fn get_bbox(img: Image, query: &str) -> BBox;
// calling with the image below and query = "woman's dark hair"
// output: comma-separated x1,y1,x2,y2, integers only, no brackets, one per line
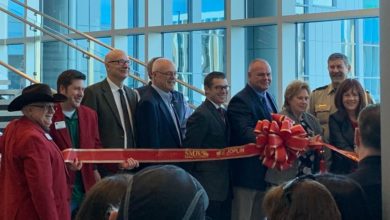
334,78,366,117
315,173,371,220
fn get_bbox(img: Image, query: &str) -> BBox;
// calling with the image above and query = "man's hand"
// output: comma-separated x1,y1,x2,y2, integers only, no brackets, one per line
119,158,139,170
67,158,83,171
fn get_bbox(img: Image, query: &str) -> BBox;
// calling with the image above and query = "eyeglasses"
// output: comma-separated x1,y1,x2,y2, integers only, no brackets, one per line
108,59,131,66
155,71,177,77
29,104,55,111
213,85,230,91
282,174,316,203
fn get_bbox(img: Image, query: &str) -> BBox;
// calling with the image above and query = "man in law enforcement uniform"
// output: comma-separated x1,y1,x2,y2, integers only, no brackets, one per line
309,52,374,142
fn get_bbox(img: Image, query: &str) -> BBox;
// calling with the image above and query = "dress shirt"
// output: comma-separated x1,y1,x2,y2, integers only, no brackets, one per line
106,77,135,148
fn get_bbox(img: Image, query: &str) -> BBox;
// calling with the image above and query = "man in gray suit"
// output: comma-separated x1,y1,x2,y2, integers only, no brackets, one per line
82,49,139,176
183,71,231,220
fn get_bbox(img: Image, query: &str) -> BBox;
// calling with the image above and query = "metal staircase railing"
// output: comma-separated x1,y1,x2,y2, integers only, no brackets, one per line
6,0,205,97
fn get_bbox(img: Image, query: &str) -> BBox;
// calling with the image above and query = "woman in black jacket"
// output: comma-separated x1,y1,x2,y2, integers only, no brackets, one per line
329,79,367,174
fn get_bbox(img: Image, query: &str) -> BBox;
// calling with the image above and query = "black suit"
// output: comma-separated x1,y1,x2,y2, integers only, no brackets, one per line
329,110,358,174
183,100,231,220
136,85,182,148
348,156,381,220
227,84,277,190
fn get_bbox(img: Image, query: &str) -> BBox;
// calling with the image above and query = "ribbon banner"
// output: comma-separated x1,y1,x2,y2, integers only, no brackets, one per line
63,144,261,163
63,114,358,171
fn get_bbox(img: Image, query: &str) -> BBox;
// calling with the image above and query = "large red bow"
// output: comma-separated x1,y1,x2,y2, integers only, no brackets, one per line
254,114,358,171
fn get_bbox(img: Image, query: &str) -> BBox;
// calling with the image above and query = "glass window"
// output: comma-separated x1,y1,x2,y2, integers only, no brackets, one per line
297,18,380,102
164,0,189,25
7,44,25,89
246,0,277,18
7,0,25,38
246,25,278,96
127,35,145,88
163,29,225,105
200,0,225,22
127,0,144,28
68,0,111,32
294,0,379,15
92,37,112,84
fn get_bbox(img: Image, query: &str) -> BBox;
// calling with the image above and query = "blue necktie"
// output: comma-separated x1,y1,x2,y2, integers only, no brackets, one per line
260,96,272,120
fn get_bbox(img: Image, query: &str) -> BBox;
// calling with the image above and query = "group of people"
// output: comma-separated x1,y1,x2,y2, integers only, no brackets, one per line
0,50,382,220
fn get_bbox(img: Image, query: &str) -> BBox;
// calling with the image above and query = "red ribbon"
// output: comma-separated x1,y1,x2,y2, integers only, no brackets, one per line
62,144,261,163
62,114,358,170
254,114,359,171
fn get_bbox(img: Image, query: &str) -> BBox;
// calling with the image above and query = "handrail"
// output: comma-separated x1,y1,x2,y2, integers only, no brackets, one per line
0,60,38,84
2,2,205,96
0,6,105,63
11,0,142,66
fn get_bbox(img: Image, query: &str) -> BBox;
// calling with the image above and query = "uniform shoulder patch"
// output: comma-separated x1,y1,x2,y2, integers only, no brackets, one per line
313,85,328,92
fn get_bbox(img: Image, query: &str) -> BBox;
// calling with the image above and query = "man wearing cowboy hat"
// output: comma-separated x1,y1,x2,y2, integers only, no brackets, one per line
0,83,71,220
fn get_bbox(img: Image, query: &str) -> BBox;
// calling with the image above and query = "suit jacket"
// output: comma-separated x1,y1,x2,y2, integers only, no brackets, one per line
348,156,381,220
0,117,70,220
183,100,231,201
137,83,192,136
329,110,358,174
49,104,101,195
227,84,277,190
82,78,138,148
136,85,182,148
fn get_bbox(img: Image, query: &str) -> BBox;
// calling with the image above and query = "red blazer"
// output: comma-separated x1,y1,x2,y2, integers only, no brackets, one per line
0,117,70,220
50,104,102,194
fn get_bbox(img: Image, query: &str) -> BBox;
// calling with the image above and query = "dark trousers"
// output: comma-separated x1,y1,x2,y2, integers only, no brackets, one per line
206,199,232,220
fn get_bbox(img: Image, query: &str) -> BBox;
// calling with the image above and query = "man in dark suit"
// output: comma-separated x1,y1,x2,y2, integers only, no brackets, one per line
82,49,139,176
136,58,182,149
183,71,231,220
136,57,193,137
227,59,278,220
348,104,381,219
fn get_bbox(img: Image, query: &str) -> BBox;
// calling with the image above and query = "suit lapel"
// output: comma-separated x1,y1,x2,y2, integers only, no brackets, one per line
205,100,225,129
244,85,269,119
152,89,181,145
101,80,122,127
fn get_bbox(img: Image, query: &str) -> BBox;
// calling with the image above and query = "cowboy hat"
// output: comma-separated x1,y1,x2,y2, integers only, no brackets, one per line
8,83,67,112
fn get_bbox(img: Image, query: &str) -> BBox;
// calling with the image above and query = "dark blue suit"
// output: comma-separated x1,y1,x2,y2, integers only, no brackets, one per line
135,85,182,149
137,83,191,137
227,84,277,190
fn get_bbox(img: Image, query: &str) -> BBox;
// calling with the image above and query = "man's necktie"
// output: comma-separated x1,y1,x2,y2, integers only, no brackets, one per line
217,107,226,123
170,97,182,145
260,96,272,120
118,89,134,147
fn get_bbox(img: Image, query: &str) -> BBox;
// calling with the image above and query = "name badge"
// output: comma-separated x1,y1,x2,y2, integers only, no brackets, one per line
55,121,67,130
44,133,53,140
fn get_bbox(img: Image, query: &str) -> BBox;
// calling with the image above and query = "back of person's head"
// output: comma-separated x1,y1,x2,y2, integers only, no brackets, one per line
315,173,371,220
117,165,208,220
358,104,381,150
76,174,132,220
263,175,341,220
